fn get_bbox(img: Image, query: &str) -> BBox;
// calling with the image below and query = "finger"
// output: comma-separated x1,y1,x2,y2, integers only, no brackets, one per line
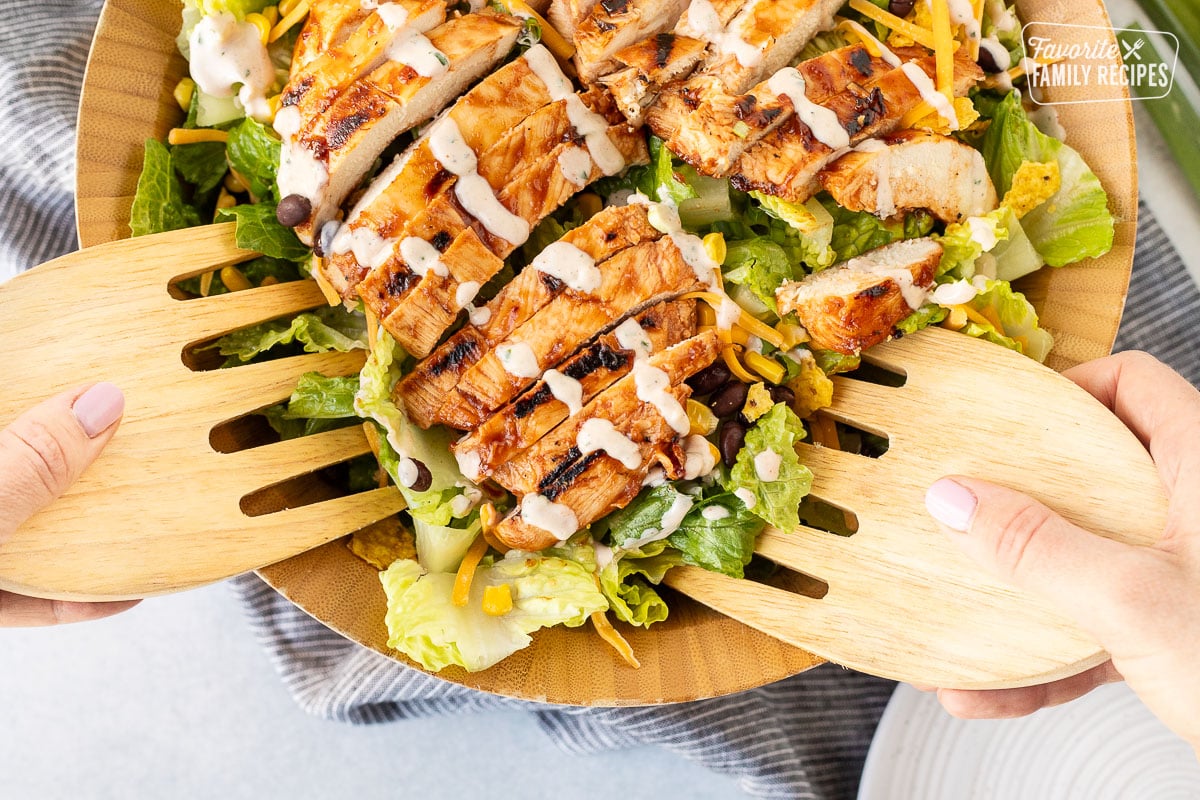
0,382,124,541
936,661,1122,719
1064,352,1200,510
0,591,140,627
925,476,1161,637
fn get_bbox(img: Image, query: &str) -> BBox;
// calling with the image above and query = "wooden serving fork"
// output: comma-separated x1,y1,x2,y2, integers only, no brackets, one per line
665,326,1169,689
0,224,405,601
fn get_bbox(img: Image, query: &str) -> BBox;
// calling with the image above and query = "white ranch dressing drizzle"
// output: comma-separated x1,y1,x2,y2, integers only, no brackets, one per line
702,504,731,521
188,12,275,122
945,0,980,47
428,117,530,245
683,434,716,480
847,251,929,310
614,317,653,360
901,63,959,130
641,465,667,487
521,493,579,541
543,369,584,416
677,0,762,68
985,0,1018,33
592,540,615,571
978,36,1012,71
854,139,896,218
362,1,409,30
577,418,643,470
716,295,742,331
966,216,999,250
929,278,979,306
454,448,483,483
386,32,448,77
454,281,491,326
734,487,757,508
767,68,850,150
496,341,541,378
633,361,690,435
275,108,328,205
557,146,594,187
523,45,626,176
623,490,694,550
400,236,448,277
754,448,782,482
532,241,601,293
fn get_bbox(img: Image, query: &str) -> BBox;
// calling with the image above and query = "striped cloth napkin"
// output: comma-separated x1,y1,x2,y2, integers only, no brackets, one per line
3,3,1198,797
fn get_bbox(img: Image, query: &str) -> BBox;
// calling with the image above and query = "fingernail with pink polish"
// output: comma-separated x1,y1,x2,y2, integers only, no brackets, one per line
73,383,125,438
925,478,977,532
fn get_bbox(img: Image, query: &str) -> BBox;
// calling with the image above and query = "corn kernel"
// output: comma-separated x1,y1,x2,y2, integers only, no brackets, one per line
173,77,195,113
262,5,280,25
775,322,809,349
245,12,271,45
685,399,718,436
697,302,717,327
260,275,280,287
482,583,514,616
199,270,214,297
942,306,968,330
702,232,726,265
576,192,603,220
214,189,237,216
223,170,247,194
744,351,786,384
267,93,282,121
220,265,253,292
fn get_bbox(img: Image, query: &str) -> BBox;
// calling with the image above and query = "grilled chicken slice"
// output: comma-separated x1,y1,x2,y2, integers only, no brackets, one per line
395,204,664,428
819,130,998,223
292,0,373,70
573,0,689,84
278,12,522,246
663,44,904,176
775,237,943,354
491,331,720,551
548,0,598,37
368,122,648,357
434,236,710,430
729,51,984,201
282,0,446,126
598,34,708,125
453,300,697,481
319,49,562,297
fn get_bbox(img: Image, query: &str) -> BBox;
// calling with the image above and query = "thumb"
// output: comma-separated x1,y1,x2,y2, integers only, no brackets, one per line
0,383,125,539
924,476,1147,636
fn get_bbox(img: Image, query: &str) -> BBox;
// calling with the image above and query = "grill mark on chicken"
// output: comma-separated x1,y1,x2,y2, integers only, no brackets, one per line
428,338,481,377
538,448,605,499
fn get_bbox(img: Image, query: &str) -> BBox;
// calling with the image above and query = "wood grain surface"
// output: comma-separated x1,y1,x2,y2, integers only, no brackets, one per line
70,0,1137,704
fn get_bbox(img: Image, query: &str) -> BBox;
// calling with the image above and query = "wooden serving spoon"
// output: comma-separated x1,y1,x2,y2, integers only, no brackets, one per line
0,225,1167,690
665,325,1168,689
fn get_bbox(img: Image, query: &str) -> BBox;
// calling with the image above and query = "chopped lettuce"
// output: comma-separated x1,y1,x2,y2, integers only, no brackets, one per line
130,139,201,236
896,304,949,335
667,493,764,578
171,140,227,197
724,403,813,531
216,203,310,261
211,306,367,363
226,116,281,202
598,539,680,627
826,198,935,264
751,192,837,271
722,238,795,313
414,517,482,573
650,135,699,205
961,279,1054,362
980,92,1114,266
262,372,360,440
380,555,607,672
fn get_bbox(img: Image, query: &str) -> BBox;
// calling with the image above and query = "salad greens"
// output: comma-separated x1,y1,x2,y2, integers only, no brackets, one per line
145,0,1120,674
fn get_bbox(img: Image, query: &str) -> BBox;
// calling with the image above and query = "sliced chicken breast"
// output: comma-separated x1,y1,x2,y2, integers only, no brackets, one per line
573,0,690,84
548,0,599,38
452,300,697,481
292,0,373,70
775,237,943,354
819,129,999,223
597,33,709,125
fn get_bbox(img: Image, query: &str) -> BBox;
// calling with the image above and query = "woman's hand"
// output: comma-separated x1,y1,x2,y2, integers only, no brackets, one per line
0,383,140,625
923,351,1200,754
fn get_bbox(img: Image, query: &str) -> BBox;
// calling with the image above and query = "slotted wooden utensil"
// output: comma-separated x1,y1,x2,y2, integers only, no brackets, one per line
0,223,406,601
665,325,1169,689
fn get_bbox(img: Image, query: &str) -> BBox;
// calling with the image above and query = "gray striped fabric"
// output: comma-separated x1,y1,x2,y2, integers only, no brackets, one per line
4,3,1199,798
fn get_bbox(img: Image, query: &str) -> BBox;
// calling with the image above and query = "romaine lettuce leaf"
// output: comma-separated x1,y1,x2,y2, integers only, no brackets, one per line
936,206,1010,279
598,539,680,627
211,306,367,363
226,116,281,202
130,139,201,236
895,303,949,335
722,238,795,313
381,554,607,672
980,92,1114,266
824,198,935,264
724,403,813,531
961,279,1054,362
171,140,227,196
217,203,310,261
414,517,482,573
667,493,764,578
261,372,360,440
751,192,837,272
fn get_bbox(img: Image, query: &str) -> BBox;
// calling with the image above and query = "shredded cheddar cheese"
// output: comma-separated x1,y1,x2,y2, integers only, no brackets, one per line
847,0,936,49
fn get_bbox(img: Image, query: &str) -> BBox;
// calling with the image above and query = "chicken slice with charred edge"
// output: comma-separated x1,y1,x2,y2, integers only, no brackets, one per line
662,44,912,176
282,0,446,128
277,12,523,247
548,0,599,38
573,0,690,84
434,235,711,430
729,51,984,201
597,34,709,125
395,204,664,429
819,130,998,223
491,331,721,552
292,0,374,70
453,300,697,482
775,237,943,354
319,50,563,297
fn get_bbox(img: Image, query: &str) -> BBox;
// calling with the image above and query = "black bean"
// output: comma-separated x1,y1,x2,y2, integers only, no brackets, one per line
686,361,733,396
769,385,796,406
976,46,1003,74
710,380,749,419
408,460,433,493
275,194,312,227
888,0,916,16
718,419,748,466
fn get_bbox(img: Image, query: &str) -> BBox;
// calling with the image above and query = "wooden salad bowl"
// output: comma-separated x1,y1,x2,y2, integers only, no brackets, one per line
73,0,1136,705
